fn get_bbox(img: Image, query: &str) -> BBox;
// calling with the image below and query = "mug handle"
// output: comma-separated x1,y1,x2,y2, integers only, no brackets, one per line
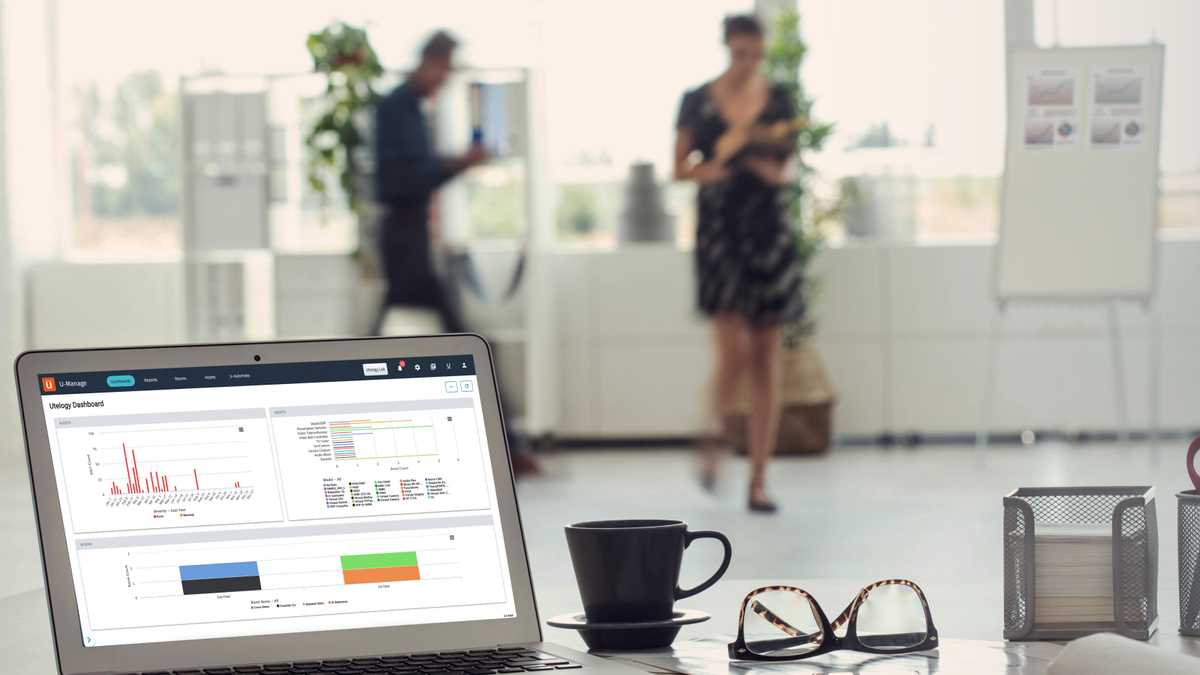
675,530,733,600
1188,434,1200,492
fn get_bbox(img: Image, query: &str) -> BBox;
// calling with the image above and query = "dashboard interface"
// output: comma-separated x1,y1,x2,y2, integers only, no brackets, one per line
35,355,516,647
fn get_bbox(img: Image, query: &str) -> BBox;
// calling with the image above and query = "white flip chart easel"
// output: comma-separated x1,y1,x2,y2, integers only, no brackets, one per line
977,44,1164,453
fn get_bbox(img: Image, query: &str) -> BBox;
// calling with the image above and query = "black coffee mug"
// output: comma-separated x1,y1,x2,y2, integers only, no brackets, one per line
565,519,733,623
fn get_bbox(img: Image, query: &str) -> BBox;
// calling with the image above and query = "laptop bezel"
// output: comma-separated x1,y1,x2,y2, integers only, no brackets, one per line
15,334,542,674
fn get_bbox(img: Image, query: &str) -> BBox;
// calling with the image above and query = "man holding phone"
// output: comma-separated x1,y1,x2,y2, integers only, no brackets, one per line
374,30,487,334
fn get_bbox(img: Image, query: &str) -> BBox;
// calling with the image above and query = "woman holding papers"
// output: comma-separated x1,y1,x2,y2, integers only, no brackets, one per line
674,14,803,513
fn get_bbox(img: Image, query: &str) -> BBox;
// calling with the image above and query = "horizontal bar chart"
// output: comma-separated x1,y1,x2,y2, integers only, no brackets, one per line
173,552,422,594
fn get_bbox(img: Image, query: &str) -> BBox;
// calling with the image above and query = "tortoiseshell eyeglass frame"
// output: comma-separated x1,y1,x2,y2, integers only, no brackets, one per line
727,580,939,661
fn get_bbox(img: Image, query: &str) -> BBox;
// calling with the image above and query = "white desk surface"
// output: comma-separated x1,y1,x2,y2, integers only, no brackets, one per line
4,577,1197,674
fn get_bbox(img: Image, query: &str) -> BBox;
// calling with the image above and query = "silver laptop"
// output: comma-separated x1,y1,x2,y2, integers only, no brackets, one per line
16,335,635,675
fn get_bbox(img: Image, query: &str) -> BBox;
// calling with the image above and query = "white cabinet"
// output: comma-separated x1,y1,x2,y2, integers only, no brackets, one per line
547,238,1200,438
30,262,186,349
274,253,359,338
551,245,711,437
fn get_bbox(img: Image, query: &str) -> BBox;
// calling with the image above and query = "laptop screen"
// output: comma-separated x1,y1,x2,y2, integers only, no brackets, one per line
35,355,517,648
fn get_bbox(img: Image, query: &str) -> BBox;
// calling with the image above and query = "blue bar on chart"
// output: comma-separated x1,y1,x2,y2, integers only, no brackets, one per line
179,561,262,596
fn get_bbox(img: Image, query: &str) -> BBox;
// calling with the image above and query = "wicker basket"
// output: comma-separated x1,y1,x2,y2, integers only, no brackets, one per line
724,344,835,455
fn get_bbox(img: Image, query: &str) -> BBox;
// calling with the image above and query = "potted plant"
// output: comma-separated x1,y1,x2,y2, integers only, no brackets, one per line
725,8,840,455
304,22,387,331
305,21,383,214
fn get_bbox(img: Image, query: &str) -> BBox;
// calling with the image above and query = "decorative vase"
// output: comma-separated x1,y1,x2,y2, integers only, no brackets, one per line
618,162,674,244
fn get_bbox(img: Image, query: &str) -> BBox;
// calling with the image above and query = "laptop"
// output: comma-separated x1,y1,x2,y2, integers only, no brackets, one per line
16,335,638,675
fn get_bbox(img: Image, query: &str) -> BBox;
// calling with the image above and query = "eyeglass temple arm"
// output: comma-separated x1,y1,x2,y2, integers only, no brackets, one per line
749,599,822,643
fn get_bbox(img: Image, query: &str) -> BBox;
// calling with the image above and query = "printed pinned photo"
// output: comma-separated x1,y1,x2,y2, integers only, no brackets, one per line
1088,65,1150,152
1022,67,1080,152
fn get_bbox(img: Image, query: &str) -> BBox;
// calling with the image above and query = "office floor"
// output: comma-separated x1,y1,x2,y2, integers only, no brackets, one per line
0,441,1191,629
515,442,1188,610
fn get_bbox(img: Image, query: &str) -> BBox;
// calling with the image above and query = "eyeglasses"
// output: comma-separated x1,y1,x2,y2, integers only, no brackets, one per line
728,580,938,661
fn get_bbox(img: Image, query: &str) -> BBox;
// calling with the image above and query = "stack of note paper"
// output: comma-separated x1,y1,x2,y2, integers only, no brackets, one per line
1034,522,1114,627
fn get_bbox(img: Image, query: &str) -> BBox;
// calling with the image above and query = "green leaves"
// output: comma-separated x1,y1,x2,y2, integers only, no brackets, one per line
306,23,383,79
304,22,383,212
764,8,834,345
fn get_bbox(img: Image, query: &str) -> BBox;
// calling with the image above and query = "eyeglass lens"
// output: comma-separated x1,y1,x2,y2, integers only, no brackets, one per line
854,583,929,650
742,590,825,657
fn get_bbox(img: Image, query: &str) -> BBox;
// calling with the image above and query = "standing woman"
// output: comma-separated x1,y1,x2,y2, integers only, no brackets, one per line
674,14,803,512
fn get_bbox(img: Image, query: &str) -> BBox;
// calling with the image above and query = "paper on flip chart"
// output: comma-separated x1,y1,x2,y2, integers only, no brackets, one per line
1023,68,1081,152
1088,66,1149,152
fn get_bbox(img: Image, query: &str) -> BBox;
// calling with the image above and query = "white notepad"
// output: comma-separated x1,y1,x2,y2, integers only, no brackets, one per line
1034,522,1114,625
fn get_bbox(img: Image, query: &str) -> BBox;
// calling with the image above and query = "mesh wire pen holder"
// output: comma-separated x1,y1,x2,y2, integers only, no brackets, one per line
1179,490,1200,636
1003,486,1159,641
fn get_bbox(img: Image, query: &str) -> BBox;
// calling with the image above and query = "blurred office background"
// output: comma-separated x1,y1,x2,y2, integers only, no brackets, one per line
4,0,1200,639
1,0,1199,462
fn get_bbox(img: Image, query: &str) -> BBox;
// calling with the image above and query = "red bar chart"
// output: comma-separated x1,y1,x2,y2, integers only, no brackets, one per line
55,411,284,533
106,441,249,496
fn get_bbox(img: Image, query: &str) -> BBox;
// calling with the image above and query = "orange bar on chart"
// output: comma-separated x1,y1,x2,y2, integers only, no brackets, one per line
342,566,421,585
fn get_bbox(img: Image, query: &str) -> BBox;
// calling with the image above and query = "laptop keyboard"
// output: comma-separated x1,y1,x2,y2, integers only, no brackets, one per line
123,646,583,675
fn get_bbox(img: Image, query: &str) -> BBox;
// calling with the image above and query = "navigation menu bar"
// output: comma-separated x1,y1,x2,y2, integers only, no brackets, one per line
38,355,477,396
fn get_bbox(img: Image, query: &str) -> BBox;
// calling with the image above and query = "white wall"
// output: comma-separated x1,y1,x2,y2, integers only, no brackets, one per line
0,0,66,470
550,237,1200,438
0,3,12,471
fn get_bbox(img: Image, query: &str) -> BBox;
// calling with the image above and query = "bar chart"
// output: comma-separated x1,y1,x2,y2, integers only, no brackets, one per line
271,400,491,521
76,525,512,633
327,415,440,462
54,410,284,533
106,442,245,496
340,552,421,585
180,561,262,595
174,552,424,597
